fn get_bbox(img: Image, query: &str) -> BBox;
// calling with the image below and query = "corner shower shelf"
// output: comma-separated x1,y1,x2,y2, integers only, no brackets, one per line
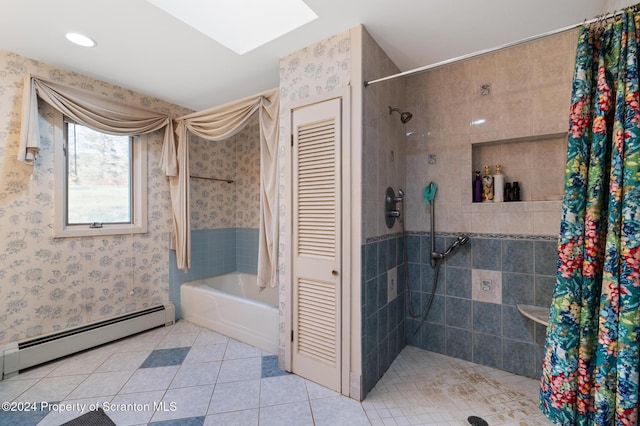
516,304,549,327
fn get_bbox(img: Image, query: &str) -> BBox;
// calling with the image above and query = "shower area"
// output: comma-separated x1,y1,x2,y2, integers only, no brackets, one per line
168,113,278,352
359,25,573,398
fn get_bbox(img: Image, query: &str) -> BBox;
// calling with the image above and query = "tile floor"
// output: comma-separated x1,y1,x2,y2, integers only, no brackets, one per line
0,320,550,425
363,346,552,425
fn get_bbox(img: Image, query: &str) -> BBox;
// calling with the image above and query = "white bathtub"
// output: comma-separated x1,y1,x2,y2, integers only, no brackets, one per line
180,273,279,354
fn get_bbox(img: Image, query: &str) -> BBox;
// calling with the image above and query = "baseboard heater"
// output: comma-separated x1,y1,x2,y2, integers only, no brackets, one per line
1,302,175,380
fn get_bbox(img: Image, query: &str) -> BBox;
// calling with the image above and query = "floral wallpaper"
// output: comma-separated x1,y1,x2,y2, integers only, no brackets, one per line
277,30,352,359
0,49,192,345
189,114,260,231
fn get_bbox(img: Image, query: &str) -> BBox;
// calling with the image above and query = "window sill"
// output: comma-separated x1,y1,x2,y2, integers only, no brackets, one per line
53,223,147,238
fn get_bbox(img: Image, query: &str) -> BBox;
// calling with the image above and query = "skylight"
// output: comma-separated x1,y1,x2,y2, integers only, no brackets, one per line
146,0,317,55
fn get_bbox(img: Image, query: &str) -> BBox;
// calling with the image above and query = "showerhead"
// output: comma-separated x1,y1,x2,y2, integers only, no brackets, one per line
455,235,470,247
442,235,470,257
389,106,413,124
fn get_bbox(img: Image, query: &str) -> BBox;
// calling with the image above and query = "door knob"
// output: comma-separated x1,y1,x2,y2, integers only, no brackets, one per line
332,270,338,276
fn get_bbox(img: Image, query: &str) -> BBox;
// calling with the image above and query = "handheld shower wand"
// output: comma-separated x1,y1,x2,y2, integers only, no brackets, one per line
431,235,470,261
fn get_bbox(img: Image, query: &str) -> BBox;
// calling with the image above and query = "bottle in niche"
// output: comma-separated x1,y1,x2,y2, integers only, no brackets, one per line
504,182,512,202
482,165,494,202
511,182,521,201
473,171,482,202
493,164,504,203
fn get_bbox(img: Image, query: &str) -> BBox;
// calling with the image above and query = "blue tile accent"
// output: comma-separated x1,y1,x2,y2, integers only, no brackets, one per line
423,295,445,325
377,305,389,343
407,235,421,263
535,241,558,276
361,234,407,397
149,416,205,426
503,339,536,377
408,263,421,293
378,337,389,379
364,278,378,319
364,349,379,393
364,311,377,357
535,275,556,307
502,273,535,305
473,333,503,369
446,297,472,330
445,267,471,299
502,305,534,341
473,301,502,336
0,403,52,426
140,347,191,368
446,328,472,362
502,240,534,274
472,238,501,270
388,237,398,269
421,263,445,295
406,289,421,319
420,323,446,354
396,236,405,267
365,243,378,280
377,273,388,309
379,239,390,272
261,355,288,378
236,228,258,274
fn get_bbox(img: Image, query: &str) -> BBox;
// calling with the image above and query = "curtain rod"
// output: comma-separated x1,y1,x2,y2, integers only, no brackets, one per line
364,7,633,87
190,175,234,183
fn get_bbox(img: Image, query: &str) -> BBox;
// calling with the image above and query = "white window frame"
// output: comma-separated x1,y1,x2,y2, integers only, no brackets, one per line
53,113,148,237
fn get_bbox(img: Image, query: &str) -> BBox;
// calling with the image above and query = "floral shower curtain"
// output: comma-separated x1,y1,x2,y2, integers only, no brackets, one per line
540,9,640,426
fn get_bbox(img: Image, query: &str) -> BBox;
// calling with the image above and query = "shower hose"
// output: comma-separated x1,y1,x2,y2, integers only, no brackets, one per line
400,203,443,335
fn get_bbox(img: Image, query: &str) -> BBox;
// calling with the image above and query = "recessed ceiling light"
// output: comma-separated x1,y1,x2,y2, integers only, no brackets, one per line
146,0,317,55
65,32,97,48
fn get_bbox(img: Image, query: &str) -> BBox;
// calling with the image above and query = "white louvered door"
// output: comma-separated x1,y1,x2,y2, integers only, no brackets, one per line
291,97,341,391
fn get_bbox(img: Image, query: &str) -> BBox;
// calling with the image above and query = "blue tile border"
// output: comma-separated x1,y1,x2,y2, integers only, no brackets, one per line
0,403,53,426
261,355,288,378
149,416,205,426
140,347,191,368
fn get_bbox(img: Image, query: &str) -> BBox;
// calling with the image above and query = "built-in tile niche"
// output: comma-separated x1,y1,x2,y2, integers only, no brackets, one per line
471,133,567,203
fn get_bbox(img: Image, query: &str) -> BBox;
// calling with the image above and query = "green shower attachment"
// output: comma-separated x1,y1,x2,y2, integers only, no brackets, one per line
424,181,438,203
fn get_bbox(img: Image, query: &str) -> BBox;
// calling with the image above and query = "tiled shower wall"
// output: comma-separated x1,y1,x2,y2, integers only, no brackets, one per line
405,233,556,379
361,28,407,397
399,26,577,381
361,234,406,396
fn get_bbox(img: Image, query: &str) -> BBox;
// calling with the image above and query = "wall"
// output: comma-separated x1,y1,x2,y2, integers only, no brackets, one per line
169,116,261,315
360,28,407,397
403,29,579,377
278,28,358,394
0,49,192,345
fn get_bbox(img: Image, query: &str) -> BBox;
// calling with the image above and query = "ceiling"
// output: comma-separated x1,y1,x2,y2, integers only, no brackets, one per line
0,0,633,111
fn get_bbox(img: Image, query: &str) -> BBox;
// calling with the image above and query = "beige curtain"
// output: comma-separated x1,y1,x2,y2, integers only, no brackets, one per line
18,75,174,165
164,89,279,289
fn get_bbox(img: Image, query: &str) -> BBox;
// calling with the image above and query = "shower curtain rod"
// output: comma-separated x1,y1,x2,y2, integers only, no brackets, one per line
364,7,632,87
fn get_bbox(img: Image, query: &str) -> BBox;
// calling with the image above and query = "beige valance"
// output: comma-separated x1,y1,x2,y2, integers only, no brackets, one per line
18,74,279,289
18,75,174,165
166,89,280,289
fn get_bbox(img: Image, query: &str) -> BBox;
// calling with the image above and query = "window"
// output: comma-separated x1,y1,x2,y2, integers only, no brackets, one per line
54,115,147,237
